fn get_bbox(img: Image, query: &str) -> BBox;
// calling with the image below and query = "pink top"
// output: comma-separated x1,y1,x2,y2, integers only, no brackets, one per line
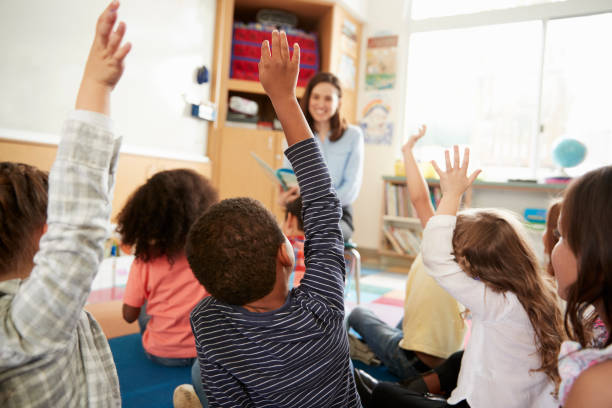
558,318,611,405
123,255,208,358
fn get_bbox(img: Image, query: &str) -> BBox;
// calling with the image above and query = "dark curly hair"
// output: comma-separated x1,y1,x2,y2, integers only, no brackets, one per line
116,169,218,263
285,196,304,231
0,162,49,276
186,197,285,305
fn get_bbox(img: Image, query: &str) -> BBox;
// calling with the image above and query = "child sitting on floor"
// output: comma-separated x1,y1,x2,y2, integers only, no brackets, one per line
118,168,217,366
185,30,361,407
0,2,130,405
283,196,306,287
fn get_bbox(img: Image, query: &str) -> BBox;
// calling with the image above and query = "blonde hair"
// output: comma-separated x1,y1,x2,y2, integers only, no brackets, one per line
453,208,564,389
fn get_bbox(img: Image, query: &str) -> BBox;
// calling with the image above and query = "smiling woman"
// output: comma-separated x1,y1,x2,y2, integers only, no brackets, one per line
280,72,365,241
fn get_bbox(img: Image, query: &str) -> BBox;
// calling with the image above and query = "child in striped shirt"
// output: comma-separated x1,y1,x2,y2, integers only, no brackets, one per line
185,31,361,407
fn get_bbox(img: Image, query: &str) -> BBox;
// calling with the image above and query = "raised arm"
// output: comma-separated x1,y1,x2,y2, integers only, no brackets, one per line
4,1,130,359
402,124,434,228
259,31,345,309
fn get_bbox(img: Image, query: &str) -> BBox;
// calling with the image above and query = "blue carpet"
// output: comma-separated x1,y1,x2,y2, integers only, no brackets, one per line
352,359,400,382
109,334,191,408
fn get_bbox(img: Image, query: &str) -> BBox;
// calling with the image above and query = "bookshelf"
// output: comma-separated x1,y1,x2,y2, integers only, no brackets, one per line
207,0,362,221
380,175,567,259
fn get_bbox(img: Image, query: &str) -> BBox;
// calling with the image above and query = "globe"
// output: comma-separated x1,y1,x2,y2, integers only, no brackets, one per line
552,138,587,169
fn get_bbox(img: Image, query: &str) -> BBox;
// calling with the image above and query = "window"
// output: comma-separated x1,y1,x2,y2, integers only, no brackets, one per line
405,7,612,180
411,0,566,20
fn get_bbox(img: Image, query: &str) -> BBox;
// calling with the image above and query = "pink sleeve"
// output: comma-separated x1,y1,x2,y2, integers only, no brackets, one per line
122,259,146,307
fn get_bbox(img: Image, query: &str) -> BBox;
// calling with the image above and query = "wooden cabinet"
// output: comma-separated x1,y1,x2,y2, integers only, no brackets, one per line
207,0,362,220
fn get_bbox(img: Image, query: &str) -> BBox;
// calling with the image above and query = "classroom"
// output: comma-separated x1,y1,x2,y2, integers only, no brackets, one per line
1,0,611,407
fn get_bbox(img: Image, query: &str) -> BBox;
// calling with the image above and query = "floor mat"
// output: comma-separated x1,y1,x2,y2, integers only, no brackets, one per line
109,334,191,408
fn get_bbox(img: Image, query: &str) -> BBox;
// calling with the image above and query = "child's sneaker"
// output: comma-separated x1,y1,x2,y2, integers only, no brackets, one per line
173,384,203,408
348,333,381,366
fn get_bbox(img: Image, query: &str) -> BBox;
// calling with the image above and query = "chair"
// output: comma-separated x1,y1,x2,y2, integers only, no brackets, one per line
344,240,361,304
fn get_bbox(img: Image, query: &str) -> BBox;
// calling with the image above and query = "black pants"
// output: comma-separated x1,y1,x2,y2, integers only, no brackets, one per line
341,205,354,241
372,382,470,408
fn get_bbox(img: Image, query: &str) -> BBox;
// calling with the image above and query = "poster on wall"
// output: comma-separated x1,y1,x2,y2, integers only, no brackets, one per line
360,96,394,145
365,35,398,90
338,53,356,89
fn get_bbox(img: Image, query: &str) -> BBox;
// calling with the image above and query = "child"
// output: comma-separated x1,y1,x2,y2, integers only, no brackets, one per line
185,31,360,407
543,199,562,277
349,125,466,382
552,165,612,407
282,196,306,287
118,168,217,366
0,2,130,405
419,147,564,407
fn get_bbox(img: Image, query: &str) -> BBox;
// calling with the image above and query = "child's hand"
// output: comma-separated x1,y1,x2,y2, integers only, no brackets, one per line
259,30,300,102
82,1,131,90
432,145,481,200
277,185,300,207
76,1,131,114
402,124,427,155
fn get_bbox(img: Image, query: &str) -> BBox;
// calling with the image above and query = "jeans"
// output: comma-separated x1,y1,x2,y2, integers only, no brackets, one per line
348,306,421,380
138,303,196,367
191,360,209,407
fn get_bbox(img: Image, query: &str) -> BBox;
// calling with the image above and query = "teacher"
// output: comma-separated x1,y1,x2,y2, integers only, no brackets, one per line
280,72,364,241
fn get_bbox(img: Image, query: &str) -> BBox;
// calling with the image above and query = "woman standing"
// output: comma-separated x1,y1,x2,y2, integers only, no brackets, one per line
280,72,364,241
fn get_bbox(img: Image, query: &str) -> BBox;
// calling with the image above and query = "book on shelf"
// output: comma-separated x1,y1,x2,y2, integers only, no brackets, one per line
250,152,297,191
384,182,414,218
383,225,422,255
382,225,404,254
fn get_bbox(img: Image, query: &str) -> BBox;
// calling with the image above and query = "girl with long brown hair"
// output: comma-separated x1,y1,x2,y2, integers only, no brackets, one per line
419,146,564,407
552,165,612,407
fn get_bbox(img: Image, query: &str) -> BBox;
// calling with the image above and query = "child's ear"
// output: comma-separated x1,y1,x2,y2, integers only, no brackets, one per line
277,238,294,267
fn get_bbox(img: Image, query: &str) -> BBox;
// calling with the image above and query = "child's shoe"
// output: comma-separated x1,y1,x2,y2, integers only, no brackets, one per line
173,384,203,408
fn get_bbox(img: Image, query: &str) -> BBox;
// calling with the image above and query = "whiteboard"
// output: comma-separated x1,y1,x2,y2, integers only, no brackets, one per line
0,0,216,157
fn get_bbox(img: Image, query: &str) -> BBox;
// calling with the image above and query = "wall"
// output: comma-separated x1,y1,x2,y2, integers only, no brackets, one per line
0,0,216,158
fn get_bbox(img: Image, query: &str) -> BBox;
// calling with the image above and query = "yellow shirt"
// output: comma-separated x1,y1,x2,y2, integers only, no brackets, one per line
398,253,466,358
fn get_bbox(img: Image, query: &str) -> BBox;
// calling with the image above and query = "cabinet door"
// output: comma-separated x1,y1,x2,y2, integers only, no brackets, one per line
217,127,277,211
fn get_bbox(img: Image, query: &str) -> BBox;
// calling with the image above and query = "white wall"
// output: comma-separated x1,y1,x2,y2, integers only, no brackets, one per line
0,0,216,158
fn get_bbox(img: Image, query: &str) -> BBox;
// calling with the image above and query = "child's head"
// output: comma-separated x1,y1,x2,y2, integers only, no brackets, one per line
116,169,218,263
453,208,563,386
0,163,49,279
283,196,304,236
186,197,293,306
543,199,562,277
553,165,612,346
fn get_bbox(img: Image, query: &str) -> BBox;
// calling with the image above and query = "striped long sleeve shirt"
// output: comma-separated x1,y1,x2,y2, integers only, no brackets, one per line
191,137,361,407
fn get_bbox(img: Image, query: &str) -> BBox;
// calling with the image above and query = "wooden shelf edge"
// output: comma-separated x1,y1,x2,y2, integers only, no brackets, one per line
383,215,421,227
228,78,305,98
378,248,416,260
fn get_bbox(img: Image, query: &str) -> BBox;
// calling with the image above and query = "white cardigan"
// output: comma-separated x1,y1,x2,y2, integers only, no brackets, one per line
422,215,557,408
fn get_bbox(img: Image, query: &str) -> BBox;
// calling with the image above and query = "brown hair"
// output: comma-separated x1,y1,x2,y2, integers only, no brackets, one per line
186,197,285,305
0,162,49,276
300,72,348,142
116,169,218,264
560,165,612,348
285,196,303,231
544,199,562,277
453,209,564,387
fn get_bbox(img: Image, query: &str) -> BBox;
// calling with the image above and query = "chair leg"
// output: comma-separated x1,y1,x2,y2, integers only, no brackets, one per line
347,248,361,305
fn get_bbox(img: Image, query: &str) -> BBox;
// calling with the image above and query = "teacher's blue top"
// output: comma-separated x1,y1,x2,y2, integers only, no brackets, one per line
284,124,364,207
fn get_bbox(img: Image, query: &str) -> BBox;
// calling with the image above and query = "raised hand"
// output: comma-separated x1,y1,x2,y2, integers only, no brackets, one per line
76,1,131,114
431,146,481,215
259,30,300,102
402,124,427,154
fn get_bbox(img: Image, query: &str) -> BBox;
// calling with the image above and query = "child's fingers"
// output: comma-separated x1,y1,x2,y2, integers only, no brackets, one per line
453,145,460,170
461,147,470,169
97,1,119,45
107,21,126,55
260,40,271,63
291,43,300,67
279,31,289,62
431,160,443,177
444,149,451,172
467,169,482,185
271,30,280,59
113,41,132,62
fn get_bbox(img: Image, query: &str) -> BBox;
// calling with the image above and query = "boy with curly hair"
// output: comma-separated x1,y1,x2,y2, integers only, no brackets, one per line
186,31,361,407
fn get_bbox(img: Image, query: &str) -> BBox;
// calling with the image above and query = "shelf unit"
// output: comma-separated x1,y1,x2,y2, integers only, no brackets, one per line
380,175,567,260
207,0,362,221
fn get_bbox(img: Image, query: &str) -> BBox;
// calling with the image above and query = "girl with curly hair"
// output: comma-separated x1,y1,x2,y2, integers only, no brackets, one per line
118,168,218,366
